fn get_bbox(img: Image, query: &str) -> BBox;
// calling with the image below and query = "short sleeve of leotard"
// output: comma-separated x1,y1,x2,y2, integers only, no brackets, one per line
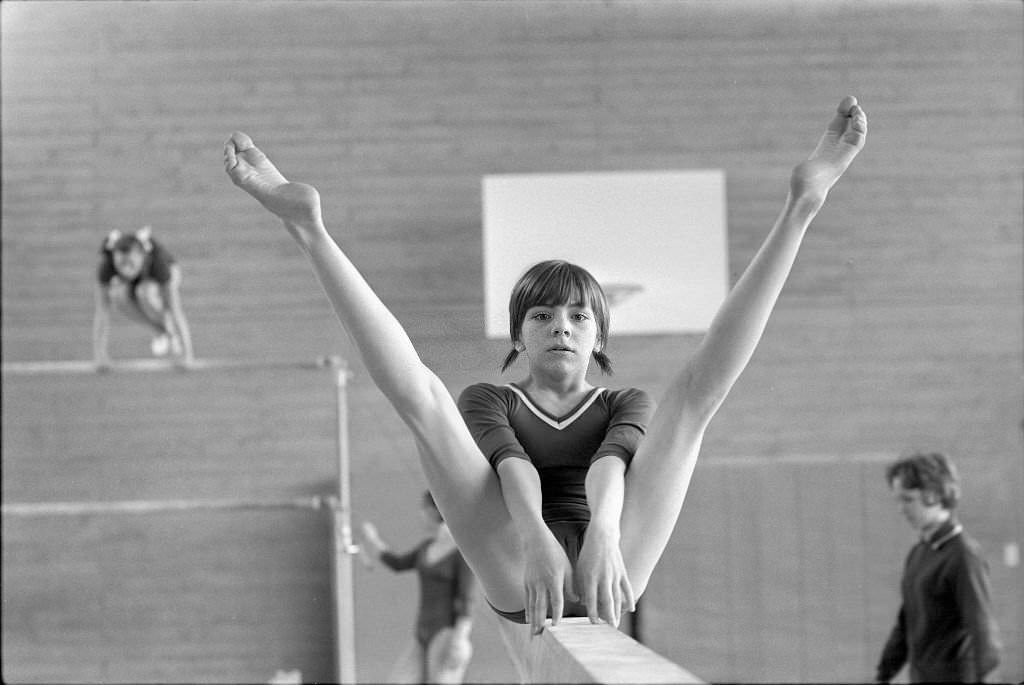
97,238,117,285
457,383,531,471
97,259,116,285
379,543,423,573
145,239,175,284
593,388,655,467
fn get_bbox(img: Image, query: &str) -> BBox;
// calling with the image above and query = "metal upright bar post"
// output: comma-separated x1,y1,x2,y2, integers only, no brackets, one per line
332,362,358,684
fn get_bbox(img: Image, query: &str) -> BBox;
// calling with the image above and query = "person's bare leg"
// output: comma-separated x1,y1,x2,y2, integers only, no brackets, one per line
223,134,323,240
426,627,473,684
386,638,424,684
494,620,532,684
224,133,527,611
109,282,166,334
790,95,867,202
132,282,179,354
619,97,867,597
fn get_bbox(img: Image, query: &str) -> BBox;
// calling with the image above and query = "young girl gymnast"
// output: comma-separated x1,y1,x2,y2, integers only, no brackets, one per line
224,97,866,640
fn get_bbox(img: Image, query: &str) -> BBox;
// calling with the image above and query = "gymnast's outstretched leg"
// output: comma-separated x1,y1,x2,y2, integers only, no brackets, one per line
223,134,531,615
615,96,868,597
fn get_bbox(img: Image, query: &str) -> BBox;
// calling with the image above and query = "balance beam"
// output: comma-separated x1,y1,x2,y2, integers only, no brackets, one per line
508,617,703,684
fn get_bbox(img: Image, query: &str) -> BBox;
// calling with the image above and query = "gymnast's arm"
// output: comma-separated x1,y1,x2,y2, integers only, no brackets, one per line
497,457,576,633
378,547,419,572
161,265,194,363
579,456,631,627
93,282,113,369
360,521,418,572
458,384,576,633
578,390,652,626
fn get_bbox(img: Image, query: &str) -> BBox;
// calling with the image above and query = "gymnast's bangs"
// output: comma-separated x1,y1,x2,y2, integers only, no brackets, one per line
527,265,592,308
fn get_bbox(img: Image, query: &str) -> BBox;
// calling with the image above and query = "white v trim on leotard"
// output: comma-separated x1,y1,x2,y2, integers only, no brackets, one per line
506,384,606,431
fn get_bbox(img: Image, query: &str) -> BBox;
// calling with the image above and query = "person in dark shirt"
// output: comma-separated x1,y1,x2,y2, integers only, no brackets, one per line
224,96,867,639
93,225,194,369
876,452,1002,683
362,491,476,684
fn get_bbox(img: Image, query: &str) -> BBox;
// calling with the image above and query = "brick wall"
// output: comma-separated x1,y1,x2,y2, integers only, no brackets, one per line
3,2,1020,682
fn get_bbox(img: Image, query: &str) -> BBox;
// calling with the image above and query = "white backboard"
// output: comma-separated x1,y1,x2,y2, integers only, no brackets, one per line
482,170,728,339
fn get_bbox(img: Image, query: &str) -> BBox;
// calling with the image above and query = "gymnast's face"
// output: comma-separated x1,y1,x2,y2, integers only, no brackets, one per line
518,302,600,377
112,245,146,279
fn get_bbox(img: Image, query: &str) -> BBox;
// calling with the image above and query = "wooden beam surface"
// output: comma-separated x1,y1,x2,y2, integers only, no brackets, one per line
515,617,704,684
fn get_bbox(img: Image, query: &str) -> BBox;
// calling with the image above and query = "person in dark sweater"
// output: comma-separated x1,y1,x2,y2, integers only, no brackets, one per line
361,491,476,684
876,452,1002,683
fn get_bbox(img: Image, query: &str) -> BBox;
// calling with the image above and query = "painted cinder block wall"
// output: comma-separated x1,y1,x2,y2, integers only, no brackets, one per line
2,2,1021,682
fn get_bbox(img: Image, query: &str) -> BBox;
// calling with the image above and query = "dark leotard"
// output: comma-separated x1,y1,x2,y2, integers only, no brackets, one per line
380,541,476,646
457,382,653,622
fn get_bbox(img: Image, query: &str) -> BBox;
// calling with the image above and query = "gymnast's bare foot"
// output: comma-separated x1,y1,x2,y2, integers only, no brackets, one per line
223,132,324,240
790,96,867,204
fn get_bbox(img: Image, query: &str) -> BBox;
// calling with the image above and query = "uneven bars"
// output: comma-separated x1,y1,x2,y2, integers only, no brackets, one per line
0,356,344,376
332,362,358,683
1,496,338,517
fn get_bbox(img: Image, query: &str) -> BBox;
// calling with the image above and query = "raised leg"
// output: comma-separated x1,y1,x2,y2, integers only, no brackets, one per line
223,133,528,612
133,281,167,324
109,280,166,333
619,97,867,596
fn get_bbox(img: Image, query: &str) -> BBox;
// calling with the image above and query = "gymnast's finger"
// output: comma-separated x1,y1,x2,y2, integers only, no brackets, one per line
598,577,616,626
549,581,564,629
621,574,636,615
530,586,547,635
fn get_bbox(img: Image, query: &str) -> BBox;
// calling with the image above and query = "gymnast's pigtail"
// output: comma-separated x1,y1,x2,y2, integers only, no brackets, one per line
500,345,522,373
135,225,154,252
593,349,613,375
103,229,123,252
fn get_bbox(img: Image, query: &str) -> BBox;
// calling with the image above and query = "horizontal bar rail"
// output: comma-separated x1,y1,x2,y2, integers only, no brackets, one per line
2,353,358,681
1,356,345,376
1,496,339,517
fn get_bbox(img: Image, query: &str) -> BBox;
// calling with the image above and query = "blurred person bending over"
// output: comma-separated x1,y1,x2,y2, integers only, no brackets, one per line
93,225,194,369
